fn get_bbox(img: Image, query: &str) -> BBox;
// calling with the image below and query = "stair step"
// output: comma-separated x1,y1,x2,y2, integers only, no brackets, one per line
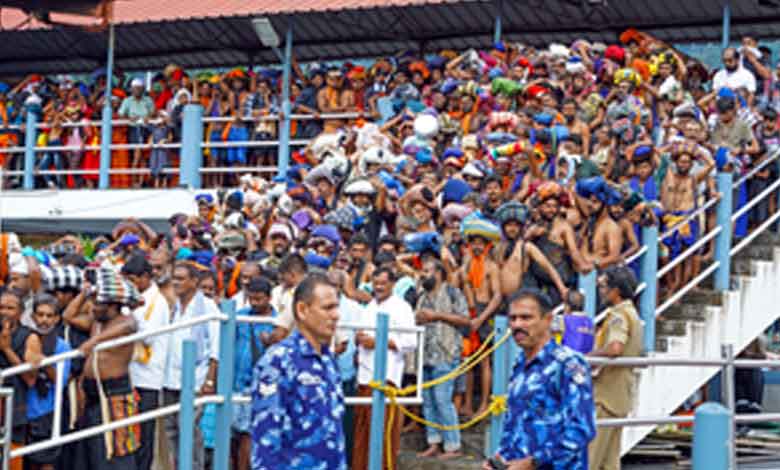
655,337,669,353
656,319,689,336
661,304,708,321
397,451,484,470
731,258,757,276
680,289,723,307
752,231,780,246
734,244,775,262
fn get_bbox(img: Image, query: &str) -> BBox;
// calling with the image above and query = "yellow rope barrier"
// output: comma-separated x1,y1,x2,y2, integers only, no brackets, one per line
367,329,513,470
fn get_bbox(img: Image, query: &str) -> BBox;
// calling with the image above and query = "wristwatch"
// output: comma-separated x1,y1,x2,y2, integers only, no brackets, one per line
204,379,215,387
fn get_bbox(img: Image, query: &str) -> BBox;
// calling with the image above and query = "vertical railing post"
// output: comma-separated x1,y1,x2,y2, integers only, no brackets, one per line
277,22,293,178
488,315,509,457
721,344,736,469
714,172,734,291
214,300,236,470
493,0,503,44
180,104,204,189
51,362,65,439
692,402,730,470
578,270,597,318
3,390,14,470
721,2,731,50
368,313,389,470
178,340,196,470
99,23,115,190
639,226,659,353
23,111,36,190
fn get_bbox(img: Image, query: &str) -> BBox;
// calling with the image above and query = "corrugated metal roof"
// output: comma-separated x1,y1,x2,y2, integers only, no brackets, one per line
1,0,454,28
1,0,780,76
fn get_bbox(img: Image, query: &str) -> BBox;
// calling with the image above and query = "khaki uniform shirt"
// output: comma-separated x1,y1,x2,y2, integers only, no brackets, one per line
593,300,642,416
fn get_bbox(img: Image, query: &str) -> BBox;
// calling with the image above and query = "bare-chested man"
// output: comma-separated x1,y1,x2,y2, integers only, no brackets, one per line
525,182,593,306
496,201,569,303
78,268,140,470
460,233,502,417
575,177,625,271
660,142,715,291
317,68,349,133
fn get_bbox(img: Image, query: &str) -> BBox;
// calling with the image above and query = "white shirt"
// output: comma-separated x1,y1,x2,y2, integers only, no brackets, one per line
270,284,296,331
163,290,221,391
231,290,250,312
129,283,170,390
357,295,417,387
713,67,757,94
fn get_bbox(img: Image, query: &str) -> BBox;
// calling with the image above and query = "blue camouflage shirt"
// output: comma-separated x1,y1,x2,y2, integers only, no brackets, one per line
251,330,346,470
498,339,596,470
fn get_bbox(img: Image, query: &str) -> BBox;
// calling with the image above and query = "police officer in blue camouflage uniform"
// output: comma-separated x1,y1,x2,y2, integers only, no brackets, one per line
250,273,346,470
483,288,596,470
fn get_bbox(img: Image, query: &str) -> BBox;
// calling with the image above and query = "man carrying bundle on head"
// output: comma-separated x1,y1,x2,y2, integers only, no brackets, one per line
77,267,141,470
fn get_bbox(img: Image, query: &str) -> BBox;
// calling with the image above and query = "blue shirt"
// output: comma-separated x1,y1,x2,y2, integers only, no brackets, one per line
233,306,277,432
27,337,71,420
251,330,346,470
498,339,596,470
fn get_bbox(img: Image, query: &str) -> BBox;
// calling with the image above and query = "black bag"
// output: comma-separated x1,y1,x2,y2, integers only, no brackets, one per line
27,413,61,464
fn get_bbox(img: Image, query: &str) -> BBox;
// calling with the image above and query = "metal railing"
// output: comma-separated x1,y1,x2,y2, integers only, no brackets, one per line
0,304,424,470
0,108,364,190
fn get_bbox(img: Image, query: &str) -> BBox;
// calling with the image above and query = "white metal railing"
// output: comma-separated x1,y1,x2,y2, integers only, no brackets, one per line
1,112,362,131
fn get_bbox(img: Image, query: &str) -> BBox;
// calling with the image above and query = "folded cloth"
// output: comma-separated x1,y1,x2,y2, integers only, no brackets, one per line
461,213,502,243
44,266,83,292
95,267,142,307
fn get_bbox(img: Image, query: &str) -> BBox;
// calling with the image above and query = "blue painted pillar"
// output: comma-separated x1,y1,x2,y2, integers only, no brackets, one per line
578,270,598,318
214,300,236,470
178,340,196,470
180,104,204,188
493,0,503,44
368,313,389,470
23,111,37,190
99,23,115,190
692,402,730,470
488,315,509,456
721,2,731,51
714,172,734,291
639,226,659,353
277,22,293,178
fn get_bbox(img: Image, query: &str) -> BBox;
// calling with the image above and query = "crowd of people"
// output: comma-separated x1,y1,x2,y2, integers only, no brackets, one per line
0,27,778,470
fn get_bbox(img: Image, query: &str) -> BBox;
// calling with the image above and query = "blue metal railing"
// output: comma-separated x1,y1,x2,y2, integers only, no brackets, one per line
0,108,363,187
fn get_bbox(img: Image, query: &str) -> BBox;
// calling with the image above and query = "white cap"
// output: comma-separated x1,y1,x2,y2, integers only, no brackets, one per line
8,253,29,276
130,78,144,88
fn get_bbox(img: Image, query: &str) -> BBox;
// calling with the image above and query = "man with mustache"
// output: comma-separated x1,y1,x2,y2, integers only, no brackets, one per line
574,177,625,271
352,267,417,470
482,288,595,470
659,141,715,291
713,47,757,97
27,294,72,470
78,268,141,470
524,182,592,306
251,273,345,469
589,266,642,470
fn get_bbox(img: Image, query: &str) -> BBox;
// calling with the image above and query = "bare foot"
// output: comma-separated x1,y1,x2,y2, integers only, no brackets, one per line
459,409,475,419
417,445,439,458
474,403,489,417
438,451,463,460
403,422,422,433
